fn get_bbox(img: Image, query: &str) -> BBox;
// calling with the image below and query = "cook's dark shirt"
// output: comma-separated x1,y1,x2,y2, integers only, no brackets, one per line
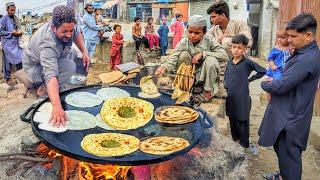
224,56,266,121
258,40,320,151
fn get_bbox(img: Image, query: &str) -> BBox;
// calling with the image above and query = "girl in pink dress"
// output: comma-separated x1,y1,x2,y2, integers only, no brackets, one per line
144,17,160,50
170,14,184,48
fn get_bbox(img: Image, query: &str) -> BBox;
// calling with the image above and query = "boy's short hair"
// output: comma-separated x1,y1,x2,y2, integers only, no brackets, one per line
147,16,153,23
176,14,183,19
113,24,121,31
207,1,229,19
231,34,249,46
134,16,141,22
286,13,317,35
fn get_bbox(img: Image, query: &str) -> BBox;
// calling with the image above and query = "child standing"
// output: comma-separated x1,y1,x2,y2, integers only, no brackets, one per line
145,16,160,51
224,34,266,148
170,14,184,48
266,24,291,80
158,16,169,56
132,16,151,52
110,24,124,70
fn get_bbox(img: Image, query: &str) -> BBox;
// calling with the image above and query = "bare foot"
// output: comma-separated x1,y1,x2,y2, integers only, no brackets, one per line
36,84,47,97
144,48,151,53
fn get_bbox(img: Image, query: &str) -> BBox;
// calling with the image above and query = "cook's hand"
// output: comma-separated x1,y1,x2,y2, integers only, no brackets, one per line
12,30,22,36
155,66,166,76
271,64,277,71
49,105,66,127
192,52,203,64
82,51,90,72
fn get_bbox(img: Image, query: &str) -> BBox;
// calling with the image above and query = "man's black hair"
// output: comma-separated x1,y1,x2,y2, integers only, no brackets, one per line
134,16,141,22
207,1,229,19
231,34,249,46
286,13,317,35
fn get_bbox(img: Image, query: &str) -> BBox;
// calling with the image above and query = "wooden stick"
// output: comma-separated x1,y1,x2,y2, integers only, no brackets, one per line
6,161,33,176
0,151,39,157
22,162,42,178
0,155,51,162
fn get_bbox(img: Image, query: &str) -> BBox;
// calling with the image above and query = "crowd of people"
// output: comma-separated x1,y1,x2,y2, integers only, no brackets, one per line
0,1,319,180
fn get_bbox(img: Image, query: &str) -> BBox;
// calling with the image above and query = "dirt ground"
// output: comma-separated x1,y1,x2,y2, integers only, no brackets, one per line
0,55,319,179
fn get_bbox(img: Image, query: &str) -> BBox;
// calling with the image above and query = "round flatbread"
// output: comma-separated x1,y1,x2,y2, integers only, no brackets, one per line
140,136,190,155
33,111,51,123
81,133,140,157
138,92,161,99
96,87,130,101
155,106,199,124
100,97,154,130
38,122,67,133
95,114,114,130
65,110,96,130
65,92,103,108
37,102,53,113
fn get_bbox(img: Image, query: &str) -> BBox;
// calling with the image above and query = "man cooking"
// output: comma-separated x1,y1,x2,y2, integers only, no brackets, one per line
15,5,90,127
155,15,228,103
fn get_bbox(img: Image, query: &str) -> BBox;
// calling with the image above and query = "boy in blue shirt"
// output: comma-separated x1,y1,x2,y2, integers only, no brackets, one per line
158,16,169,56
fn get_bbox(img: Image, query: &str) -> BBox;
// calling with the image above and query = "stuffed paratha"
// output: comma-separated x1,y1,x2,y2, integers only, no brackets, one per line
100,97,154,130
140,136,190,155
65,92,103,108
81,133,140,157
155,106,199,124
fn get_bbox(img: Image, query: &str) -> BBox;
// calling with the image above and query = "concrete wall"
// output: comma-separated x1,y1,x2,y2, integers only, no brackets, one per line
258,0,278,60
189,0,249,28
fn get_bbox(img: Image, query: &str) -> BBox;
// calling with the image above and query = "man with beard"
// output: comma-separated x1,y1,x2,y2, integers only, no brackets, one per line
0,2,23,86
82,3,102,58
15,5,90,127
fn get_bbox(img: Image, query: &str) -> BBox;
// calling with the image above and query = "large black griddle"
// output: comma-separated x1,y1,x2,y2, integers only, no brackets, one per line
20,85,214,166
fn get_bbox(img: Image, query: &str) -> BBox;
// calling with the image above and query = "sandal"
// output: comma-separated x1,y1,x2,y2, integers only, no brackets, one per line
192,92,213,104
262,173,282,180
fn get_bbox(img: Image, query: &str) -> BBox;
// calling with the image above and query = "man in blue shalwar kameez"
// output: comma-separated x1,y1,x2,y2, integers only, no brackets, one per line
0,2,23,86
82,3,102,58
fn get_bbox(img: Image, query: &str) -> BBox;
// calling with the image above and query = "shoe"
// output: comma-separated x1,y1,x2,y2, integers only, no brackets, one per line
6,78,17,86
249,143,259,155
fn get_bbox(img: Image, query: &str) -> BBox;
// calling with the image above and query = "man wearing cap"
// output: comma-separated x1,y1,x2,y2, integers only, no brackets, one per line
155,15,228,102
0,2,23,86
82,3,102,58
15,5,90,127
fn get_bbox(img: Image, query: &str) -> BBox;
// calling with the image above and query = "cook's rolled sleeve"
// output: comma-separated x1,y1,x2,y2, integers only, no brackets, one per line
40,46,59,84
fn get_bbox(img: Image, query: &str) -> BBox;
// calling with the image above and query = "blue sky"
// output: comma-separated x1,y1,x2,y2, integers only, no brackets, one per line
1,0,66,15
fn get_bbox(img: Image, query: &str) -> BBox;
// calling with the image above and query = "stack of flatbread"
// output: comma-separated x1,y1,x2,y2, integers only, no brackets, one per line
140,136,190,155
155,106,199,124
99,71,127,85
138,75,161,98
172,63,196,104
